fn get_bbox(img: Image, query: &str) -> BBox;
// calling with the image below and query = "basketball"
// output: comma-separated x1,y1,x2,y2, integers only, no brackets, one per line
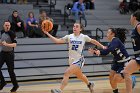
41,20,53,32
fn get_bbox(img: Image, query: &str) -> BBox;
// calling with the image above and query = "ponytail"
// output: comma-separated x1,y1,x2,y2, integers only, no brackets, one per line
109,28,128,44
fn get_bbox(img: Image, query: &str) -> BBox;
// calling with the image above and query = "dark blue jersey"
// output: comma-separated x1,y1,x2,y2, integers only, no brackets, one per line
131,23,140,58
100,38,130,62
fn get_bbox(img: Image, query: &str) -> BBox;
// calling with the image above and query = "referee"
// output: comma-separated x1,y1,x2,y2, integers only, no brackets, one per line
0,21,19,92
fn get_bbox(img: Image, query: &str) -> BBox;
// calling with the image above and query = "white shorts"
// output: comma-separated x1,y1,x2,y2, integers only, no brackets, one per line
72,57,85,68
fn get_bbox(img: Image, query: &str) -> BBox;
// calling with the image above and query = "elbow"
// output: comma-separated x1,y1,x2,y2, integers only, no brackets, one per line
55,42,63,44
55,42,60,44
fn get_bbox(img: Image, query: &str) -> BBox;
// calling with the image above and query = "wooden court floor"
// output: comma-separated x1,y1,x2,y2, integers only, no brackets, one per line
0,76,140,93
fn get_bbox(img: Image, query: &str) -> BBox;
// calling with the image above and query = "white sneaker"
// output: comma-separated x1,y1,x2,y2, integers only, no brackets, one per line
51,89,62,93
87,82,94,93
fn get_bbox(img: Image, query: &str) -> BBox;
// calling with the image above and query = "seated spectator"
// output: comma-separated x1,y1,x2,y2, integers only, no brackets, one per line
73,0,78,3
84,0,95,10
44,0,48,3
18,0,27,4
39,11,58,37
129,0,138,12
91,0,95,9
26,11,43,38
2,0,7,3
119,0,129,14
8,10,26,37
71,0,87,26
2,0,17,3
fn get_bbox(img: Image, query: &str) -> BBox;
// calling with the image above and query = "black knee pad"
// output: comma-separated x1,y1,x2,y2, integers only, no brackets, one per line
120,73,124,79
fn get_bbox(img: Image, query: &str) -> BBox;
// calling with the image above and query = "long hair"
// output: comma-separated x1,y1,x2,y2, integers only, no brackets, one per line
109,28,128,44
28,11,34,18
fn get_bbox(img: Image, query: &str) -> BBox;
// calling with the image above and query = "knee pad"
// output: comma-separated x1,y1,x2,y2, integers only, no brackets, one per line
120,73,124,79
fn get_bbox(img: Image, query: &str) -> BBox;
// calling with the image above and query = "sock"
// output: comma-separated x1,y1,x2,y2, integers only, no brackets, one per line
113,88,119,93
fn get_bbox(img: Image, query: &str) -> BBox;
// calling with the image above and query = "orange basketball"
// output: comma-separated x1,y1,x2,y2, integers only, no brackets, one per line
41,20,53,32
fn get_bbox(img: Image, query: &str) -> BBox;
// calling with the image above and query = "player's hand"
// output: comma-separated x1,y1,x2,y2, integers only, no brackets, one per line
88,47,97,55
0,41,2,45
17,22,21,27
95,50,100,56
103,46,107,49
43,30,49,35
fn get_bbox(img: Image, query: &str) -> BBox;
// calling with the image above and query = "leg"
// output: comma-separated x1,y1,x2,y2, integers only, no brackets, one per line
109,70,120,93
5,52,19,92
113,74,124,83
51,24,58,37
72,11,79,20
81,13,87,26
74,65,89,84
60,65,77,91
0,52,7,90
109,70,117,89
123,59,140,93
21,22,26,37
74,67,94,93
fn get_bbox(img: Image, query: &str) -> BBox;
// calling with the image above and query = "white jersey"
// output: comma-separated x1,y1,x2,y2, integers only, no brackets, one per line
61,33,92,65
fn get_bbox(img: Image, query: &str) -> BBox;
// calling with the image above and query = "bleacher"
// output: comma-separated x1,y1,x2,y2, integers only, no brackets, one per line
0,0,138,82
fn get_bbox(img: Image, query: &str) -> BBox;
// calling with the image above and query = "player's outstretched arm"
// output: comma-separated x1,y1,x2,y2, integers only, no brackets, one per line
90,39,106,49
43,31,65,44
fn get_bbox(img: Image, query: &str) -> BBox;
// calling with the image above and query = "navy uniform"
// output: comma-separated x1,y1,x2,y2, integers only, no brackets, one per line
0,30,19,91
131,23,140,64
100,37,131,73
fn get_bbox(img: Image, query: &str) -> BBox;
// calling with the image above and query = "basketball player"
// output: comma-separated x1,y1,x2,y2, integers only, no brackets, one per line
88,28,136,93
122,10,140,93
43,23,106,93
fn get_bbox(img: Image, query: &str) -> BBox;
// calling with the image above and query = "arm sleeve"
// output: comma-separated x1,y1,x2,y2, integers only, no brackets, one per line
84,35,92,42
8,31,17,43
61,35,69,42
18,16,24,23
72,2,79,11
26,18,30,23
100,38,119,55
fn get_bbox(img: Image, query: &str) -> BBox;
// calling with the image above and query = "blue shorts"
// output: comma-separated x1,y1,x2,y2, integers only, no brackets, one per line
111,61,126,73
72,57,85,69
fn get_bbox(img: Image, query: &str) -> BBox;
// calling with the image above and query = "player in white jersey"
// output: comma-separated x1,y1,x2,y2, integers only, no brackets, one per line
43,23,105,93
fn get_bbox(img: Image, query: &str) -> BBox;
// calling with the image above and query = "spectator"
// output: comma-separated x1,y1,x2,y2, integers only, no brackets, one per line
73,0,78,3
129,0,138,12
91,0,95,9
39,11,53,24
119,0,129,14
2,0,17,3
71,0,87,26
8,10,26,37
44,0,48,3
39,11,58,37
26,11,43,38
2,0,7,3
84,0,95,10
18,0,27,4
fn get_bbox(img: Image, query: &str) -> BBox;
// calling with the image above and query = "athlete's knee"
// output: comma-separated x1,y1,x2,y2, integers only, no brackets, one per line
123,72,131,82
109,70,115,79
114,74,124,82
63,70,71,78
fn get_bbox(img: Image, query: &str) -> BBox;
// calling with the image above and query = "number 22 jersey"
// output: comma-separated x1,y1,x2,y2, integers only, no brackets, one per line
61,33,92,65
